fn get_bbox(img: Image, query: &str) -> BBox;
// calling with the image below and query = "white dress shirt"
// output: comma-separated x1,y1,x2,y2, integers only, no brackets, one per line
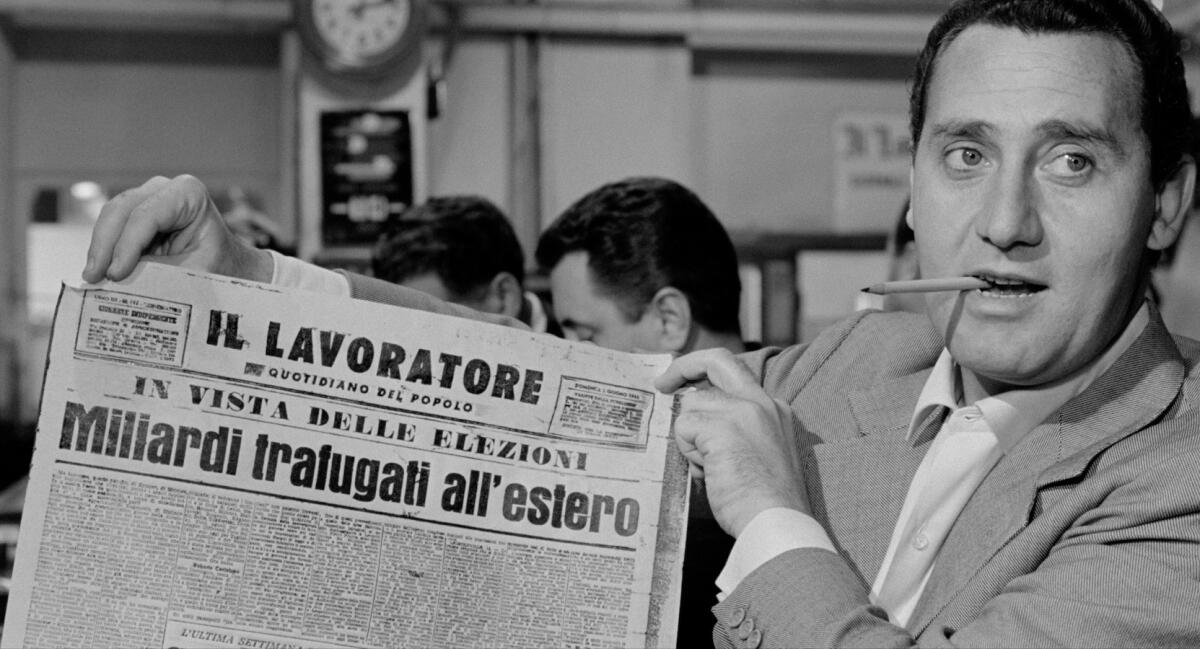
717,303,1151,626
268,250,350,296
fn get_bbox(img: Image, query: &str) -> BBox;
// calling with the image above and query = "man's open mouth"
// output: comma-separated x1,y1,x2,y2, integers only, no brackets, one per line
972,274,1048,297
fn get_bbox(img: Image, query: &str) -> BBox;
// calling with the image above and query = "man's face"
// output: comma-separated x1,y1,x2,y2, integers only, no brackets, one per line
911,26,1159,390
548,251,665,352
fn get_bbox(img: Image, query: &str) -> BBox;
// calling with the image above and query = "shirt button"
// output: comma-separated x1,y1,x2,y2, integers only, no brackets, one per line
912,533,930,551
728,606,747,627
747,628,763,648
737,617,756,640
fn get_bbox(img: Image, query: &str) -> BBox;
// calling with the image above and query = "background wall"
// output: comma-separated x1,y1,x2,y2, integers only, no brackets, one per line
426,37,512,210
540,39,694,220
693,52,912,232
11,32,283,421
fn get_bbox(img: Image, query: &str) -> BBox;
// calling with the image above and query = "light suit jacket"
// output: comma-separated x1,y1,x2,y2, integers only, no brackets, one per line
715,306,1200,648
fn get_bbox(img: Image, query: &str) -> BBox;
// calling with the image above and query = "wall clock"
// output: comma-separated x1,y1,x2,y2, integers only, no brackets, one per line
295,0,427,81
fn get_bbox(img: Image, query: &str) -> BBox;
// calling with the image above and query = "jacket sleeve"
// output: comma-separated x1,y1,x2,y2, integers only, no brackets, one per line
711,548,907,649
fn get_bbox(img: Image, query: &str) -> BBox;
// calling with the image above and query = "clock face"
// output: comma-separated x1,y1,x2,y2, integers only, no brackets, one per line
311,0,411,66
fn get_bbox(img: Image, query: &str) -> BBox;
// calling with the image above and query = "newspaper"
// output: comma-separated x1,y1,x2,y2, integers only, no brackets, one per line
1,263,687,649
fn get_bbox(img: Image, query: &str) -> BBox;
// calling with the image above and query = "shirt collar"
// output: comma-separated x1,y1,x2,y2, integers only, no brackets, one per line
907,301,1150,453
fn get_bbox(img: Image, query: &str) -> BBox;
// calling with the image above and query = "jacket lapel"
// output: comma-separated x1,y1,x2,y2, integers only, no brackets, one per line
804,371,933,585
1041,311,1184,485
907,309,1185,633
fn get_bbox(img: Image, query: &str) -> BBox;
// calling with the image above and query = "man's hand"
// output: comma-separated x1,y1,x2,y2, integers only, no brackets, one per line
82,175,272,284
656,348,810,538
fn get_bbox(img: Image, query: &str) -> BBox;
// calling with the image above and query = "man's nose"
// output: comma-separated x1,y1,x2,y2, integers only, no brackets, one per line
974,168,1043,250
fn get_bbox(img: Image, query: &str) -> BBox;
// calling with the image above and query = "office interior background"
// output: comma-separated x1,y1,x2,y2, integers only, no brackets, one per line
2,0,1200,455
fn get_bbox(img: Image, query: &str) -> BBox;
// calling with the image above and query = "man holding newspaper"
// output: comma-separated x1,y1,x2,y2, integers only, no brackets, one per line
82,0,1200,646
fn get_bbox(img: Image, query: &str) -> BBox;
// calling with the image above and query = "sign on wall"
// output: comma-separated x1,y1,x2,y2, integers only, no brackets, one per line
832,112,912,232
319,109,414,247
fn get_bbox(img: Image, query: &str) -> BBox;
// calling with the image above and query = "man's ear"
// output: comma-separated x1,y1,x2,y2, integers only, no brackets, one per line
1148,155,1196,251
482,272,525,318
647,287,692,353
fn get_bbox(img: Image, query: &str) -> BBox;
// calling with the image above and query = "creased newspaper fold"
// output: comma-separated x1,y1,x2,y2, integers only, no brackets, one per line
1,263,687,649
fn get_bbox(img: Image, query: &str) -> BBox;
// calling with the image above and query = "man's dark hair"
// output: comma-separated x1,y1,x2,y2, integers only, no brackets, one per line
909,0,1193,190
372,196,525,298
535,177,742,336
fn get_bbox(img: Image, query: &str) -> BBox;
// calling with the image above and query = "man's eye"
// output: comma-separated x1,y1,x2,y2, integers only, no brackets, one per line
945,147,986,171
1045,152,1093,177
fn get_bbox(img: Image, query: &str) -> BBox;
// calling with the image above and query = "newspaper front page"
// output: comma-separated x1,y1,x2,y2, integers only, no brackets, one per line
1,263,688,649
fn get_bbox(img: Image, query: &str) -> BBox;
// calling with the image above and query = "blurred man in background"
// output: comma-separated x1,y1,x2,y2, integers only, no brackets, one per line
537,177,745,357
536,176,745,646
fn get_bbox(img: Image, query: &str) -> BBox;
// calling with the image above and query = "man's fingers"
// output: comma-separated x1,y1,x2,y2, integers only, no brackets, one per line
84,176,172,283
672,388,747,462
109,175,213,279
656,349,723,391
655,348,760,398
672,386,796,467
